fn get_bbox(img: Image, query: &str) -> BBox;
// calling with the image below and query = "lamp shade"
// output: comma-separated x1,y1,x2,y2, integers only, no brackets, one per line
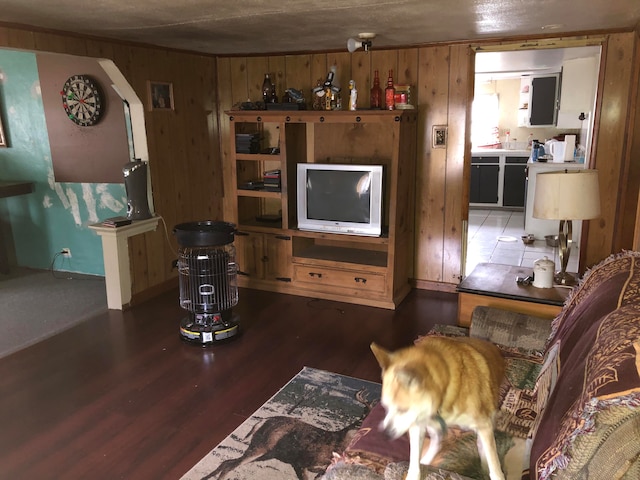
533,169,601,220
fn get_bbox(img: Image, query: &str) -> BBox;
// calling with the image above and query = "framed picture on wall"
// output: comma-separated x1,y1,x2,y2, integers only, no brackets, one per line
147,81,174,111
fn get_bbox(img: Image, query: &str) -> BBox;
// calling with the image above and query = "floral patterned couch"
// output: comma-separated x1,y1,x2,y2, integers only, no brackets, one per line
324,251,640,480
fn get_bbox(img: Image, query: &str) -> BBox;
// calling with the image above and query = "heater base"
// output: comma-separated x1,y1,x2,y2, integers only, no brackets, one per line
179,316,240,345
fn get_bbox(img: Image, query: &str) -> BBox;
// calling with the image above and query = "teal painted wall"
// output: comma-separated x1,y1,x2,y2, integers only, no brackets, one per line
0,50,128,276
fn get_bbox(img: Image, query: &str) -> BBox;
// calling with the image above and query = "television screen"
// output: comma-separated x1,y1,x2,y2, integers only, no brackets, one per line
297,163,383,236
306,169,371,224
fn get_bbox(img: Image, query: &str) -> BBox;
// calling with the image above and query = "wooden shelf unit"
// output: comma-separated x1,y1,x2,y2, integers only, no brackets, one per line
225,110,417,309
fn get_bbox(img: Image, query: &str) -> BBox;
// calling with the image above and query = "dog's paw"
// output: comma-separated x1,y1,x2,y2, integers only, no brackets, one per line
404,466,421,480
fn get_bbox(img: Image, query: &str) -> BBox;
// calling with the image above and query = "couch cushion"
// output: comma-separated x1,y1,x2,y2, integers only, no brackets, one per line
470,306,552,362
530,251,640,480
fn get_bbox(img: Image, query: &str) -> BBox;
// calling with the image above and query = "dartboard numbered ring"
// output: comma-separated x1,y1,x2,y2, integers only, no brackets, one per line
61,75,104,126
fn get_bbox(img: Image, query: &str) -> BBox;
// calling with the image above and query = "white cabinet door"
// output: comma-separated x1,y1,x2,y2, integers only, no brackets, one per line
557,56,599,128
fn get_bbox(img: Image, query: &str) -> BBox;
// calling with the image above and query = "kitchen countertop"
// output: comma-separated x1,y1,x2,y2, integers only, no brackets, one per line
471,148,531,156
527,160,584,166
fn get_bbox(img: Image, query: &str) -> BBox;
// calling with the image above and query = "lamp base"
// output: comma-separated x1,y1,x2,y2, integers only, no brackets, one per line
555,270,577,286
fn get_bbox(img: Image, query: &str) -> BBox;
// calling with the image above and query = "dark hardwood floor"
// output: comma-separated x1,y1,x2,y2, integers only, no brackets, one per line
0,287,457,479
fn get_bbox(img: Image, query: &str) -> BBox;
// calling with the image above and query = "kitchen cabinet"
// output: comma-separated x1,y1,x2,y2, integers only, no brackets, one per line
470,156,499,204
518,74,560,127
470,152,529,208
556,56,599,128
503,156,528,207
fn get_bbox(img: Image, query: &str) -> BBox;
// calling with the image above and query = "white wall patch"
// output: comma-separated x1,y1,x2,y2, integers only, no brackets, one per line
48,167,70,209
82,184,99,223
65,187,82,226
96,183,125,212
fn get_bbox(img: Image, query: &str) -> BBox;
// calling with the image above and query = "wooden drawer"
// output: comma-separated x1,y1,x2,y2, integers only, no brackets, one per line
293,264,386,294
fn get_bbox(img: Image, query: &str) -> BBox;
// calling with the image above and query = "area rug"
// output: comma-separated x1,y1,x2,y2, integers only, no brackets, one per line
181,367,381,480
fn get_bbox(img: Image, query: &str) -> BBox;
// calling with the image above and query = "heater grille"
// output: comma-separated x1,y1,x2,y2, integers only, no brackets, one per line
178,246,238,314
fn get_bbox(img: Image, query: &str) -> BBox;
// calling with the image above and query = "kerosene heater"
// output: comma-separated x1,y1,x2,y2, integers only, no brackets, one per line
173,221,239,344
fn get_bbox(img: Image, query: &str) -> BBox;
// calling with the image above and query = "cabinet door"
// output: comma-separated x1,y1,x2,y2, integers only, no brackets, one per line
557,57,598,128
503,165,527,207
264,233,292,281
470,164,499,204
234,231,292,281
234,231,265,278
530,76,558,126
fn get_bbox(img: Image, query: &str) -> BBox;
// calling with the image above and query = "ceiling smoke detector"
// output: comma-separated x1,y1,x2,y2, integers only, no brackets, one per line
347,33,376,53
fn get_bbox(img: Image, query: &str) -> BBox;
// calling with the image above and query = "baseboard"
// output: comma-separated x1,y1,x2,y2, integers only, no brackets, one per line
128,277,179,308
412,278,458,293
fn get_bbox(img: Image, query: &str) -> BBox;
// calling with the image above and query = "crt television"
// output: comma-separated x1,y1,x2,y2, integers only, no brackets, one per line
296,163,383,236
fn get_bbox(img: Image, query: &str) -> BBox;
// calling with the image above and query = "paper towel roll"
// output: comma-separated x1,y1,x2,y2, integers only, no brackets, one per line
563,135,576,161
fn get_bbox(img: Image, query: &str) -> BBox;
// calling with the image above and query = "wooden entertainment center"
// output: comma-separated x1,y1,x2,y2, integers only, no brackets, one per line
224,110,417,309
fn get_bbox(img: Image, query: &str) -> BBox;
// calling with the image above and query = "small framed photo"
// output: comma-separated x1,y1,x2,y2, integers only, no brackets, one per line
147,81,174,111
433,125,447,148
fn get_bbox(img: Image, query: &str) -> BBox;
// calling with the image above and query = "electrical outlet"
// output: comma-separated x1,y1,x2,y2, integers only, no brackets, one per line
61,248,71,258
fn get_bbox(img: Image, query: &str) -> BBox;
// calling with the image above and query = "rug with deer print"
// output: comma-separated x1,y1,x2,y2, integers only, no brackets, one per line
181,367,380,480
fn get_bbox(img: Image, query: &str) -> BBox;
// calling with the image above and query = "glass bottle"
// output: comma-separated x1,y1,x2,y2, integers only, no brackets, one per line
262,74,272,105
385,70,395,110
370,70,382,109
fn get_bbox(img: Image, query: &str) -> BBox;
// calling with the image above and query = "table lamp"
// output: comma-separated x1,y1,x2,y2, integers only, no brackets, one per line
533,169,600,285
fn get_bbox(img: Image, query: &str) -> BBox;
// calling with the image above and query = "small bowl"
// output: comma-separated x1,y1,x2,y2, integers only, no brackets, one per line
521,235,535,245
545,235,559,247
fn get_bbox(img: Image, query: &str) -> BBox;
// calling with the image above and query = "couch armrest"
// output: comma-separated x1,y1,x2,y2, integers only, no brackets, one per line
470,306,552,360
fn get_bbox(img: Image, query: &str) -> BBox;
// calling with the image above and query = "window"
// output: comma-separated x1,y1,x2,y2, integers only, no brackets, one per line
471,93,500,147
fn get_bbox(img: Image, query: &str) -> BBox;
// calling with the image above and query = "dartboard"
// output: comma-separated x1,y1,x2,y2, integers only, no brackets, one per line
60,75,104,126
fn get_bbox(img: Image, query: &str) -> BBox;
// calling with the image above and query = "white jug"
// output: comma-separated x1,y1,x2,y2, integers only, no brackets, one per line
533,256,555,288
563,135,576,161
546,140,566,163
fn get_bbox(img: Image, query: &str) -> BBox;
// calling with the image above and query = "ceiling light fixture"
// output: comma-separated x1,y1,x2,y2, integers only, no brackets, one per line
347,33,376,53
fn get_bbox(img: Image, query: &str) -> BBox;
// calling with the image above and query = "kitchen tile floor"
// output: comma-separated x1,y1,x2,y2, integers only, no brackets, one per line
465,209,579,277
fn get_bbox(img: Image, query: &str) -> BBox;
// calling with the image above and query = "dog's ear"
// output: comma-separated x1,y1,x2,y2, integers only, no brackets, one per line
370,342,392,371
395,365,424,389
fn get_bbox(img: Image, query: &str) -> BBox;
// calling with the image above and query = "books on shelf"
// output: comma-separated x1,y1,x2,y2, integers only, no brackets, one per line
102,216,132,227
263,169,281,188
235,133,261,154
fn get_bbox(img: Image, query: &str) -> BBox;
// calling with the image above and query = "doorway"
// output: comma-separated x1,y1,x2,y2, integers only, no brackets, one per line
464,45,601,277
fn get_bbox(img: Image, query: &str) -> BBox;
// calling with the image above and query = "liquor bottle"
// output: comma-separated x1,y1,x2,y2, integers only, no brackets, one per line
262,74,272,105
385,70,395,110
370,70,382,109
349,80,357,111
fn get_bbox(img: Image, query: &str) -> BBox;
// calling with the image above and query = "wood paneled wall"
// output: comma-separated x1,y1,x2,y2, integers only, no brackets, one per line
586,32,640,264
215,45,474,288
216,32,640,288
2,23,638,300
0,26,221,301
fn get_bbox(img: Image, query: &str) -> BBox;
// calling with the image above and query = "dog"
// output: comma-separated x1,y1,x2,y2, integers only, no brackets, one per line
371,336,506,480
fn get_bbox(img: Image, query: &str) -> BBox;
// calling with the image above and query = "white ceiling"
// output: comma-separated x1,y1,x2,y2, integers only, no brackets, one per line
0,0,638,56
476,46,602,78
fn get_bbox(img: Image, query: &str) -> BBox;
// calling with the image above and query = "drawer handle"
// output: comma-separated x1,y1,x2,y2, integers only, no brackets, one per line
308,272,323,278
354,277,367,284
